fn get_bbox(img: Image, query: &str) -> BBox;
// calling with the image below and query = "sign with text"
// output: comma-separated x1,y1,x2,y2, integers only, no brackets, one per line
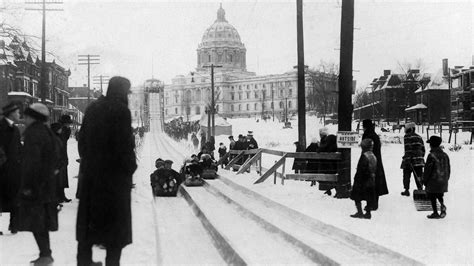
337,131,360,147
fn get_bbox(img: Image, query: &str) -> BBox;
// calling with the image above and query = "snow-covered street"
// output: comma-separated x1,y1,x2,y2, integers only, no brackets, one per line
1,116,473,265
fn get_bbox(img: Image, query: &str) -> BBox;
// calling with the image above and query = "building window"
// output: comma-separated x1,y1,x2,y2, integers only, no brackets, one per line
238,104,241,111
280,101,284,109
254,103,258,110
231,105,234,111
254,91,258,98
280,90,283,97
165,109,168,115
262,90,266,99
231,92,235,100
196,106,200,114
246,104,249,110
238,93,242,100
288,89,292,96
196,89,202,101
246,91,250,99
288,101,292,108
175,108,178,114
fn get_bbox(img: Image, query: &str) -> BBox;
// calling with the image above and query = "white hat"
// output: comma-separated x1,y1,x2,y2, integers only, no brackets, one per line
319,127,329,136
24,103,50,121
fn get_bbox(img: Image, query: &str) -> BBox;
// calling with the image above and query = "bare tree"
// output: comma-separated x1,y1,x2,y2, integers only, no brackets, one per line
307,61,339,124
353,86,371,108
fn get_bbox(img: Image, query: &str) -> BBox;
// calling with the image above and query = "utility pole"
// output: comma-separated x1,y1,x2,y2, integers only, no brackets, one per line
93,75,109,94
296,0,306,148
78,55,100,106
271,86,275,121
25,0,63,103
203,64,222,138
336,0,354,198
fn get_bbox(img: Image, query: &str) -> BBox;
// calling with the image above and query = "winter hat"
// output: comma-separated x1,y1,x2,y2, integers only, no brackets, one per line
164,159,173,165
360,138,374,151
1,102,20,116
228,135,234,140
247,131,253,136
24,103,49,122
319,127,329,136
405,122,416,131
427,136,442,147
59,114,73,124
362,119,374,129
106,76,131,103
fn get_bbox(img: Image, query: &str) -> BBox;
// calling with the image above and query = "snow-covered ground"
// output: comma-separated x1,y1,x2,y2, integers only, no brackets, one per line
1,115,472,265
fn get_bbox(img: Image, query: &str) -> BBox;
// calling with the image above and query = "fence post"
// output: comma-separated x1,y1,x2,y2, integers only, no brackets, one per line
281,158,286,185
273,161,277,185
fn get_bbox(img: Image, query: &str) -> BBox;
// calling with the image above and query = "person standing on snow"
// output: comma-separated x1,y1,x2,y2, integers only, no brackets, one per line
350,138,377,219
423,136,450,219
361,119,388,210
76,76,137,266
57,114,73,203
17,103,59,265
0,102,22,235
400,122,425,196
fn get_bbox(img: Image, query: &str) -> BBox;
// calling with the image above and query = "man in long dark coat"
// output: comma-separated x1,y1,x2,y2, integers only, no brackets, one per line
362,119,389,210
18,103,58,265
77,76,137,266
57,114,73,203
0,102,22,234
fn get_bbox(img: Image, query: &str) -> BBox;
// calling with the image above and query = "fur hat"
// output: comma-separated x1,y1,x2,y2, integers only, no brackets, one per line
247,131,253,136
362,119,374,129
59,114,73,124
427,136,442,147
24,103,49,122
2,102,20,116
319,127,329,136
405,122,416,131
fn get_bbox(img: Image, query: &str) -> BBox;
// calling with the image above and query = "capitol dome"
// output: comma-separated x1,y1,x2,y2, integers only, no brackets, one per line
197,4,247,72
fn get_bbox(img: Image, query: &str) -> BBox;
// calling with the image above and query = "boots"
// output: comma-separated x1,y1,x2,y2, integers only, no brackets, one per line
363,211,371,219
350,202,364,218
427,212,441,219
440,205,447,218
401,189,410,196
30,256,54,266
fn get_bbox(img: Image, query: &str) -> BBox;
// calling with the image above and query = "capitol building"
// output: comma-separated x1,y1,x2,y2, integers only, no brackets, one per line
160,4,308,121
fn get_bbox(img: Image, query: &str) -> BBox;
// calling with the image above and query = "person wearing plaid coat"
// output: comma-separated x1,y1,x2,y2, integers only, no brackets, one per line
400,123,425,196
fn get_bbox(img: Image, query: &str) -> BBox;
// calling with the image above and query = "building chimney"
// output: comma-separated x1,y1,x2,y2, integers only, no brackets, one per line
383,70,391,76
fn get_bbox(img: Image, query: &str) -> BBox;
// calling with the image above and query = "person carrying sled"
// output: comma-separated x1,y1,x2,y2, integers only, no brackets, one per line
350,139,377,219
401,122,425,196
423,136,450,219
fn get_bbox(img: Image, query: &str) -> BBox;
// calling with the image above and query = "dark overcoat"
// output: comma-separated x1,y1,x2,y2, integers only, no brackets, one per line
350,151,377,202
292,143,306,171
0,118,22,212
58,125,71,188
304,135,338,174
76,96,137,248
17,121,58,232
423,147,450,193
362,128,389,196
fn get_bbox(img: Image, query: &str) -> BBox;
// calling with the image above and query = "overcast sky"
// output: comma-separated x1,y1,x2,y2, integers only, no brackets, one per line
2,0,473,89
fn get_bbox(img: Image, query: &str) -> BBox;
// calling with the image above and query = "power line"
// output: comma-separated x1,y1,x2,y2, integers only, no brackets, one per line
78,54,100,105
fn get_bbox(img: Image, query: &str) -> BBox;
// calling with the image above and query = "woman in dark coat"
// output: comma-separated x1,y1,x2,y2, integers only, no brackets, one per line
292,141,305,173
18,103,58,265
350,139,377,219
0,102,22,234
77,76,137,266
362,119,388,210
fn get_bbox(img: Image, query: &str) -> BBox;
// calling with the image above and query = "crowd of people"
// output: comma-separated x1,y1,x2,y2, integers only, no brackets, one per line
163,118,199,141
0,76,137,265
0,74,451,264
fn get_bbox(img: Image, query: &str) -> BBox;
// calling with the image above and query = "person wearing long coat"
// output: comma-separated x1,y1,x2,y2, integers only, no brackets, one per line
423,136,450,219
77,76,137,266
18,103,58,265
362,119,389,210
350,139,377,219
0,102,22,234
57,114,73,202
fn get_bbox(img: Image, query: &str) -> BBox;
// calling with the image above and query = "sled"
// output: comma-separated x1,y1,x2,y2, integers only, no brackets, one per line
184,177,204,187
410,164,431,211
201,169,217,179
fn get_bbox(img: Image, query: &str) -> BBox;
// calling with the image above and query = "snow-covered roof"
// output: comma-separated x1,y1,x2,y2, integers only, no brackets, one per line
353,101,381,111
8,91,32,97
405,103,427,111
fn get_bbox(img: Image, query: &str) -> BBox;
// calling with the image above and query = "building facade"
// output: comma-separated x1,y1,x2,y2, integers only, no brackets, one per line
450,66,474,122
1,36,73,122
160,5,327,122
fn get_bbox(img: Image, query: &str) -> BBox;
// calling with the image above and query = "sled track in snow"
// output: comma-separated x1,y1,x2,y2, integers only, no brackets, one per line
153,132,424,265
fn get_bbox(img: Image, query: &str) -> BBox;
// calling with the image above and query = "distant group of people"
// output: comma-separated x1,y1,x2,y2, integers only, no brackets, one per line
163,118,199,141
1,76,138,265
223,131,259,168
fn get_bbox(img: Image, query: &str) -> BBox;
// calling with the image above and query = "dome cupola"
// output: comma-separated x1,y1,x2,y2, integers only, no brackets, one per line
197,4,247,72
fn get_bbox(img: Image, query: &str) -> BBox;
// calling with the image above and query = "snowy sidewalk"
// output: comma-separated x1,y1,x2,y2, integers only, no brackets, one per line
0,138,157,266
